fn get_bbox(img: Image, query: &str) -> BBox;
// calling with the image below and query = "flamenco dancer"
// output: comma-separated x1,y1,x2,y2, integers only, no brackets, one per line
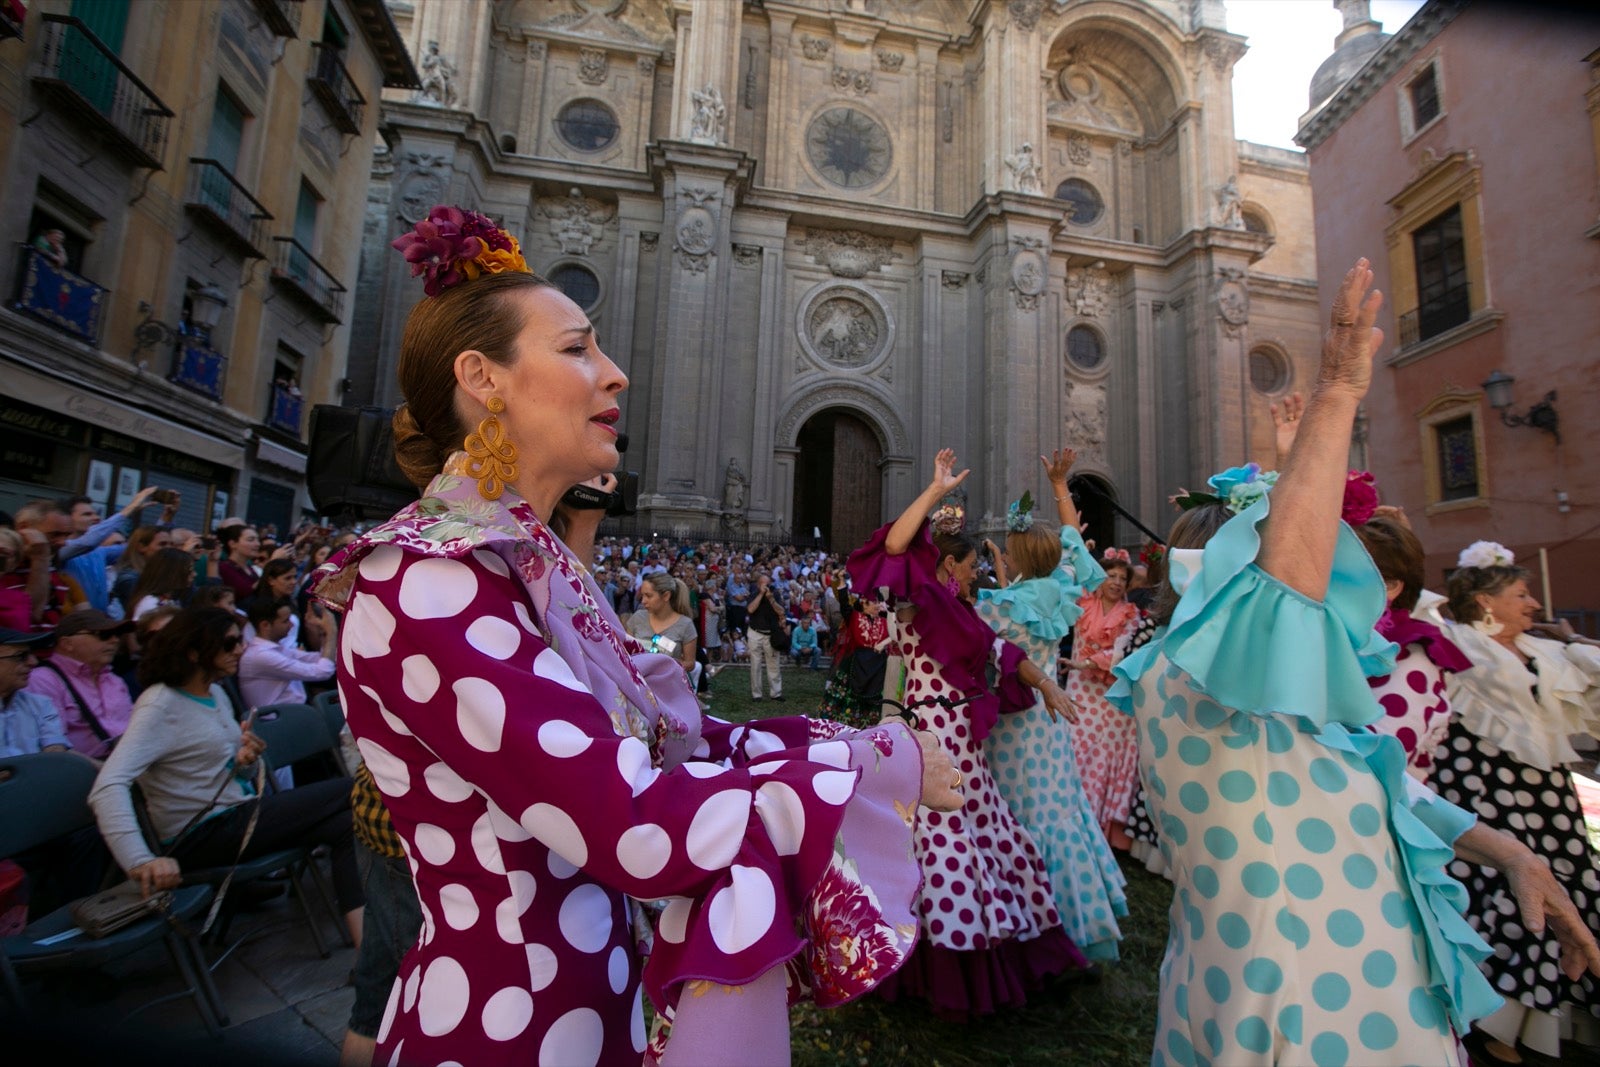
975,447,1128,961
848,449,1089,1019
315,205,963,1066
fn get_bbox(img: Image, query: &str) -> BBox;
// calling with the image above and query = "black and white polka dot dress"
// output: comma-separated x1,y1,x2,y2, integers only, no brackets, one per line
1119,615,1166,870
1431,717,1600,1016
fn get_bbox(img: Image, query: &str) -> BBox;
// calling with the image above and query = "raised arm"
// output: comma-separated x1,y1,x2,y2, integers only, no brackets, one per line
885,448,968,557
1041,447,1081,529
1257,259,1383,601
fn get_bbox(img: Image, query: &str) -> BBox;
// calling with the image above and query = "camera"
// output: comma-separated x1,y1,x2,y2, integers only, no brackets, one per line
560,432,639,517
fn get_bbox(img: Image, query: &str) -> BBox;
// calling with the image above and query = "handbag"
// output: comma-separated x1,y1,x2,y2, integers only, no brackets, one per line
770,623,791,654
70,881,173,938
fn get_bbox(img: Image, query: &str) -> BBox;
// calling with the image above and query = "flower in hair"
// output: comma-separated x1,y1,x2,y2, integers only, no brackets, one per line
1005,491,1035,533
1102,547,1131,566
1139,541,1166,567
1172,463,1279,514
1342,470,1379,526
1457,540,1515,569
392,205,529,296
930,503,965,536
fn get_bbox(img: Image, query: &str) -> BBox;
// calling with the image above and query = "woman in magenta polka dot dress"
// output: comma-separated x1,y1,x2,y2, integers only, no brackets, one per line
313,207,963,1067
1351,510,1470,782
847,449,1089,1020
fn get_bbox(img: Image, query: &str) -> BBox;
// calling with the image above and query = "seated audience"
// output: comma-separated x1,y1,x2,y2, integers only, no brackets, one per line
25,609,134,760
238,596,338,709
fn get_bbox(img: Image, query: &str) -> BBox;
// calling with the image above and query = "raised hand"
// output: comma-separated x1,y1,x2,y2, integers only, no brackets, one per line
930,448,970,496
1040,447,1077,486
1269,392,1304,466
1318,258,1384,401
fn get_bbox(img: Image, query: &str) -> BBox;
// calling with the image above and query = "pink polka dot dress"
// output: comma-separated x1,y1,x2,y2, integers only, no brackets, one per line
1066,593,1142,836
847,521,1086,1019
313,461,926,1067
1365,604,1472,782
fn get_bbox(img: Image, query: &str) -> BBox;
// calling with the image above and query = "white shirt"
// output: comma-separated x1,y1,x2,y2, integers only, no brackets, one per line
237,631,335,709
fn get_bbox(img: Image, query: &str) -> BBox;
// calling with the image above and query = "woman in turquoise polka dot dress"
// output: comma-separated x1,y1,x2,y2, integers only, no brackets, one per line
1108,261,1600,1067
976,449,1128,962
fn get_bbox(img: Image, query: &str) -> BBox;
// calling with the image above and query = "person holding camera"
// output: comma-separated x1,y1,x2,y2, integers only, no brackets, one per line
745,572,787,701
313,205,957,1067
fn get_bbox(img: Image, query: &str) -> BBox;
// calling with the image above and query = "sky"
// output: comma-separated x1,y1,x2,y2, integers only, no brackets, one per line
1227,0,1426,150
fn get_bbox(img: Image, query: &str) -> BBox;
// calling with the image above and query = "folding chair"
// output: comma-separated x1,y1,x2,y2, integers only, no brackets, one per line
311,689,349,776
0,753,225,1035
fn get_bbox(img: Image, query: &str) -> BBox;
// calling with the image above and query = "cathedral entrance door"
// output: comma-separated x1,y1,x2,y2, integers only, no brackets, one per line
793,410,883,554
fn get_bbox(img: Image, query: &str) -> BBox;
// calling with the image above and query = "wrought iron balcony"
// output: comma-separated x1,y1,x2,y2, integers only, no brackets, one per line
184,159,273,259
1397,290,1472,349
308,42,365,135
30,15,173,170
251,0,301,38
270,237,345,324
11,244,107,344
169,333,228,401
266,381,305,437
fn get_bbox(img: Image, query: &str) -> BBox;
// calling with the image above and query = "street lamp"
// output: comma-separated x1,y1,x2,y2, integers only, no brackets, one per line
130,283,232,361
1481,369,1560,443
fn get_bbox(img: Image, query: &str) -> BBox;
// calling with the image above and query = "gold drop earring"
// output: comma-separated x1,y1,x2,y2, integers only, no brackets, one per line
464,396,518,500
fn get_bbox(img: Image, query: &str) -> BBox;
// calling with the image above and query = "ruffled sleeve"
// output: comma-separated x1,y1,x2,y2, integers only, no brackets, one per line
846,519,938,602
1108,494,1397,728
976,525,1104,643
1314,723,1499,1031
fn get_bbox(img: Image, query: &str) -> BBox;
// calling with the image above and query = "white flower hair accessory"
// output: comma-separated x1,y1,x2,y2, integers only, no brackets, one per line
1457,540,1515,569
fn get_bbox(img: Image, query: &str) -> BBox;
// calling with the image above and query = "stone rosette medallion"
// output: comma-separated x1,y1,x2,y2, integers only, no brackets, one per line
796,282,894,372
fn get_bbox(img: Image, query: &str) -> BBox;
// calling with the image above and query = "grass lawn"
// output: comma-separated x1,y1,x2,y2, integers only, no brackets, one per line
703,662,1167,1066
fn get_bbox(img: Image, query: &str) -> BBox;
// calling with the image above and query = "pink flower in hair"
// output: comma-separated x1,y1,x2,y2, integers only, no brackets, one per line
1342,470,1380,526
391,205,527,296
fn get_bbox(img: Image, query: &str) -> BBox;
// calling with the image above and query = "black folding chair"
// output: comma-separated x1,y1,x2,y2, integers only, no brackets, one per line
0,753,225,1035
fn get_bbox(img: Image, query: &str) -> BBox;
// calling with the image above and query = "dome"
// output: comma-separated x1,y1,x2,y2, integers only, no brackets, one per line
1308,27,1389,111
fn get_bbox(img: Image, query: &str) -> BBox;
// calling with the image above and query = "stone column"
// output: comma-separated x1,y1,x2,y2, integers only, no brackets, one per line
671,0,742,147
983,1,1047,195
640,143,754,525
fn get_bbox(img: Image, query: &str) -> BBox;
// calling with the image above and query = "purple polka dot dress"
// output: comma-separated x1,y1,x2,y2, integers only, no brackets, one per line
313,461,926,1066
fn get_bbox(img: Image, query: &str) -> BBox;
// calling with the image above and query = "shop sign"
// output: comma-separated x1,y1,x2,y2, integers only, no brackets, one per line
2,440,57,484
0,399,83,443
91,428,146,460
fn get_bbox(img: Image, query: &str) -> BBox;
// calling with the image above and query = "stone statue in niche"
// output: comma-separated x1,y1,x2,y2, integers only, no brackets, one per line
688,85,727,144
1067,266,1110,318
721,458,748,513
417,41,459,108
1216,175,1244,229
1005,142,1043,194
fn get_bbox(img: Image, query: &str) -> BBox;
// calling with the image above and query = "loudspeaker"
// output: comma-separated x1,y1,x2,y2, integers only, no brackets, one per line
306,405,418,519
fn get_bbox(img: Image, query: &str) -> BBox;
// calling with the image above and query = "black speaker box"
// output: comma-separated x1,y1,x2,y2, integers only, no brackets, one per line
306,405,419,519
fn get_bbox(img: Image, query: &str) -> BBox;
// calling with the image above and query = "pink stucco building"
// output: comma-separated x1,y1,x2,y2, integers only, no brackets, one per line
1298,0,1600,619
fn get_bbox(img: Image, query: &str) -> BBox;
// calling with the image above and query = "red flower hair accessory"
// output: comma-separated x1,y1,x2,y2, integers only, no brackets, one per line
1139,542,1166,567
392,205,530,297
1342,470,1380,526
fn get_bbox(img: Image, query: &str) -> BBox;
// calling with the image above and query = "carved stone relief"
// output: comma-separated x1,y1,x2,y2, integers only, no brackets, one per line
1067,132,1091,166
876,50,904,72
732,244,762,269
1009,0,1044,32
1009,237,1047,312
687,85,727,144
1065,382,1108,458
577,48,609,85
800,36,832,60
639,231,659,253
1067,266,1110,318
796,282,895,372
1005,142,1043,194
538,188,616,256
941,270,968,289
1216,266,1249,336
799,229,902,279
396,151,451,223
832,66,874,95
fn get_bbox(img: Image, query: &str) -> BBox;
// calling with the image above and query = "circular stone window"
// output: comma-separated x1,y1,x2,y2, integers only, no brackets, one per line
555,99,619,152
1054,178,1104,226
1250,347,1290,394
1066,324,1106,372
805,107,892,189
549,263,601,312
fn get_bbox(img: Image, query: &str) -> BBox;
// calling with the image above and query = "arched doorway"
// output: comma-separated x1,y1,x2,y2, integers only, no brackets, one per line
793,410,883,553
1068,473,1119,555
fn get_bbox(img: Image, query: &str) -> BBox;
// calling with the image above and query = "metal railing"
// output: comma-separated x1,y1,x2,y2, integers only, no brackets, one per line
11,244,107,344
308,42,365,134
251,0,302,38
266,381,305,437
1397,290,1471,349
184,159,273,258
30,15,173,169
271,236,346,323
169,333,228,400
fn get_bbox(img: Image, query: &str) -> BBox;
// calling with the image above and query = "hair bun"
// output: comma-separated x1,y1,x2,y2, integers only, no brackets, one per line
392,403,445,489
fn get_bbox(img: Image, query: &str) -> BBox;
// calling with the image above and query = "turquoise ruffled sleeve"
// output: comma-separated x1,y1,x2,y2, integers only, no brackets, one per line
1109,494,1397,728
976,525,1104,643
1314,722,1499,1030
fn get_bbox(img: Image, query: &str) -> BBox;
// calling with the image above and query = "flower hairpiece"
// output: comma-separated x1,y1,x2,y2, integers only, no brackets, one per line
1457,541,1515,569
1171,463,1280,514
392,205,530,297
930,503,965,536
1342,470,1380,526
1102,547,1131,566
1005,491,1035,533
1139,541,1166,567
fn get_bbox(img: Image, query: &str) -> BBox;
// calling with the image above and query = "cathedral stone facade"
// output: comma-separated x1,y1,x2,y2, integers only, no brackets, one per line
350,0,1321,551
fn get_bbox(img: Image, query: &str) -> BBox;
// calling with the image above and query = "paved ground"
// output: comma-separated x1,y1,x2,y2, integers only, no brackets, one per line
8,872,355,1066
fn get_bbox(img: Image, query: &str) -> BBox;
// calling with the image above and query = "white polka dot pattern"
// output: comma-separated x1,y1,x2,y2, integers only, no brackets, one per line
607,945,629,994
558,883,613,953
417,956,470,1037
437,883,479,931
357,738,410,796
707,865,776,954
471,548,511,579
453,676,506,752
399,557,477,618
532,647,588,693
811,769,857,806
358,544,403,582
482,986,533,1042
616,823,672,879
518,803,589,867
400,655,441,703
536,719,592,758
412,823,456,866
466,616,522,659
344,593,397,664
525,942,558,992
538,1007,604,1067
423,761,473,803
754,781,807,857
685,790,750,869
